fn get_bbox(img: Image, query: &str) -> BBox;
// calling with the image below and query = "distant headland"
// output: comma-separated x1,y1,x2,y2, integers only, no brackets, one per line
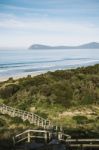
29,42,99,49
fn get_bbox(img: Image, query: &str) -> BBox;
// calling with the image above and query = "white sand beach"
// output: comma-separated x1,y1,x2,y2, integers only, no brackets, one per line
0,72,44,82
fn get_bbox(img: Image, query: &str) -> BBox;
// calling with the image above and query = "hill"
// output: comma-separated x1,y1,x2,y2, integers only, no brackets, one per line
29,42,99,49
0,64,99,138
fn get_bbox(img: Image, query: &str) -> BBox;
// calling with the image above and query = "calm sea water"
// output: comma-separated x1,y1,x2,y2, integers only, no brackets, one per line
0,49,99,79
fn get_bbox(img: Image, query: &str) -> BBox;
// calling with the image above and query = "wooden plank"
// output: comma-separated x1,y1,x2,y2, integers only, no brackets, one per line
70,144,99,147
15,137,27,143
66,139,99,142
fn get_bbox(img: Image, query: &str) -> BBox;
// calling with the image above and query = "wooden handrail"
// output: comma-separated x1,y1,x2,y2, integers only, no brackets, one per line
13,129,71,144
0,104,53,129
15,129,48,138
0,104,71,145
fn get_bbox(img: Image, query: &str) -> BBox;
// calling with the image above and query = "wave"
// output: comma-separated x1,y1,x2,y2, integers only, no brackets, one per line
0,57,92,69
0,57,99,78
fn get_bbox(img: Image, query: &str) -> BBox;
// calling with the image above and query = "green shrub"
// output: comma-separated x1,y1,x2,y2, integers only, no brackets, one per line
0,84,20,98
73,115,89,124
11,117,23,124
0,119,6,127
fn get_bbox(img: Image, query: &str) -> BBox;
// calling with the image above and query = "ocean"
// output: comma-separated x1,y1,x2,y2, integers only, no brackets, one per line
0,48,99,79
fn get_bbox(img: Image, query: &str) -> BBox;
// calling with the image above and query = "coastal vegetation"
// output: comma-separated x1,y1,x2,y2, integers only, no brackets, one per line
0,64,99,139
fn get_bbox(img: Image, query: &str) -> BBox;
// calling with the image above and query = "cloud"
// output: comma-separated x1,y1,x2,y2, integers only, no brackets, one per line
0,2,99,19
0,14,99,48
0,0,99,47
0,14,98,33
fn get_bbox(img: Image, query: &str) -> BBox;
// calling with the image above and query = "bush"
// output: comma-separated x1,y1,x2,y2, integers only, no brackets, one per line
0,84,20,98
0,119,6,127
11,117,23,124
73,115,89,124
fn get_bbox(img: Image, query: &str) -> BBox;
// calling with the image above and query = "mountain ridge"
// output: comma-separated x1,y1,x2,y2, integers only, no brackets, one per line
29,42,99,49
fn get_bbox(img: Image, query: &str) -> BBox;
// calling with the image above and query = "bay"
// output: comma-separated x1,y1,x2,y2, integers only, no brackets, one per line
0,48,99,79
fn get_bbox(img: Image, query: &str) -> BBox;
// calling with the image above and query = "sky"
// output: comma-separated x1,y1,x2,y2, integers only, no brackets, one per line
0,0,99,48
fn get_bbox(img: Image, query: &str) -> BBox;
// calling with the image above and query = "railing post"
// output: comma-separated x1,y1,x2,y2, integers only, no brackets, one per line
27,131,31,143
60,126,63,132
12,110,15,117
43,120,46,129
37,118,40,126
12,136,15,147
44,131,47,143
32,114,34,123
58,132,62,140
80,144,83,150
48,131,52,141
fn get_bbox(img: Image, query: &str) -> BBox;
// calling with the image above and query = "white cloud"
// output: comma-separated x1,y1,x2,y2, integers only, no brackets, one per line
0,14,99,47
0,15,98,31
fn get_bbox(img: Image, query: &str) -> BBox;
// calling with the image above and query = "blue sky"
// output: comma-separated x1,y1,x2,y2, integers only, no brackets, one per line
0,0,99,48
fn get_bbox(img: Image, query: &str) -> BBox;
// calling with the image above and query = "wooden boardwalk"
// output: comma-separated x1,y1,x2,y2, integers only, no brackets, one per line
13,129,70,144
67,139,99,149
0,104,99,149
0,104,71,145
0,104,53,129
13,130,99,149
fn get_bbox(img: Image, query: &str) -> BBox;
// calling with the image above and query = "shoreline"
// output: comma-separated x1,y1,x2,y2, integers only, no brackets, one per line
0,62,99,82
0,71,45,82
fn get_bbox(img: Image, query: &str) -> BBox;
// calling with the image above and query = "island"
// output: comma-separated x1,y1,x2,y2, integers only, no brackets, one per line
29,42,99,49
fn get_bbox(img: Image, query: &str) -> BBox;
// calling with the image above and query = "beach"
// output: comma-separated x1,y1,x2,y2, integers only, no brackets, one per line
0,48,99,82
0,71,44,82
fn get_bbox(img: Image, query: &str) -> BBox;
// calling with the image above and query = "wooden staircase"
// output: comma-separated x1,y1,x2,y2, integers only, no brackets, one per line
0,104,53,129
1,104,99,150
13,129,71,144
0,104,71,149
